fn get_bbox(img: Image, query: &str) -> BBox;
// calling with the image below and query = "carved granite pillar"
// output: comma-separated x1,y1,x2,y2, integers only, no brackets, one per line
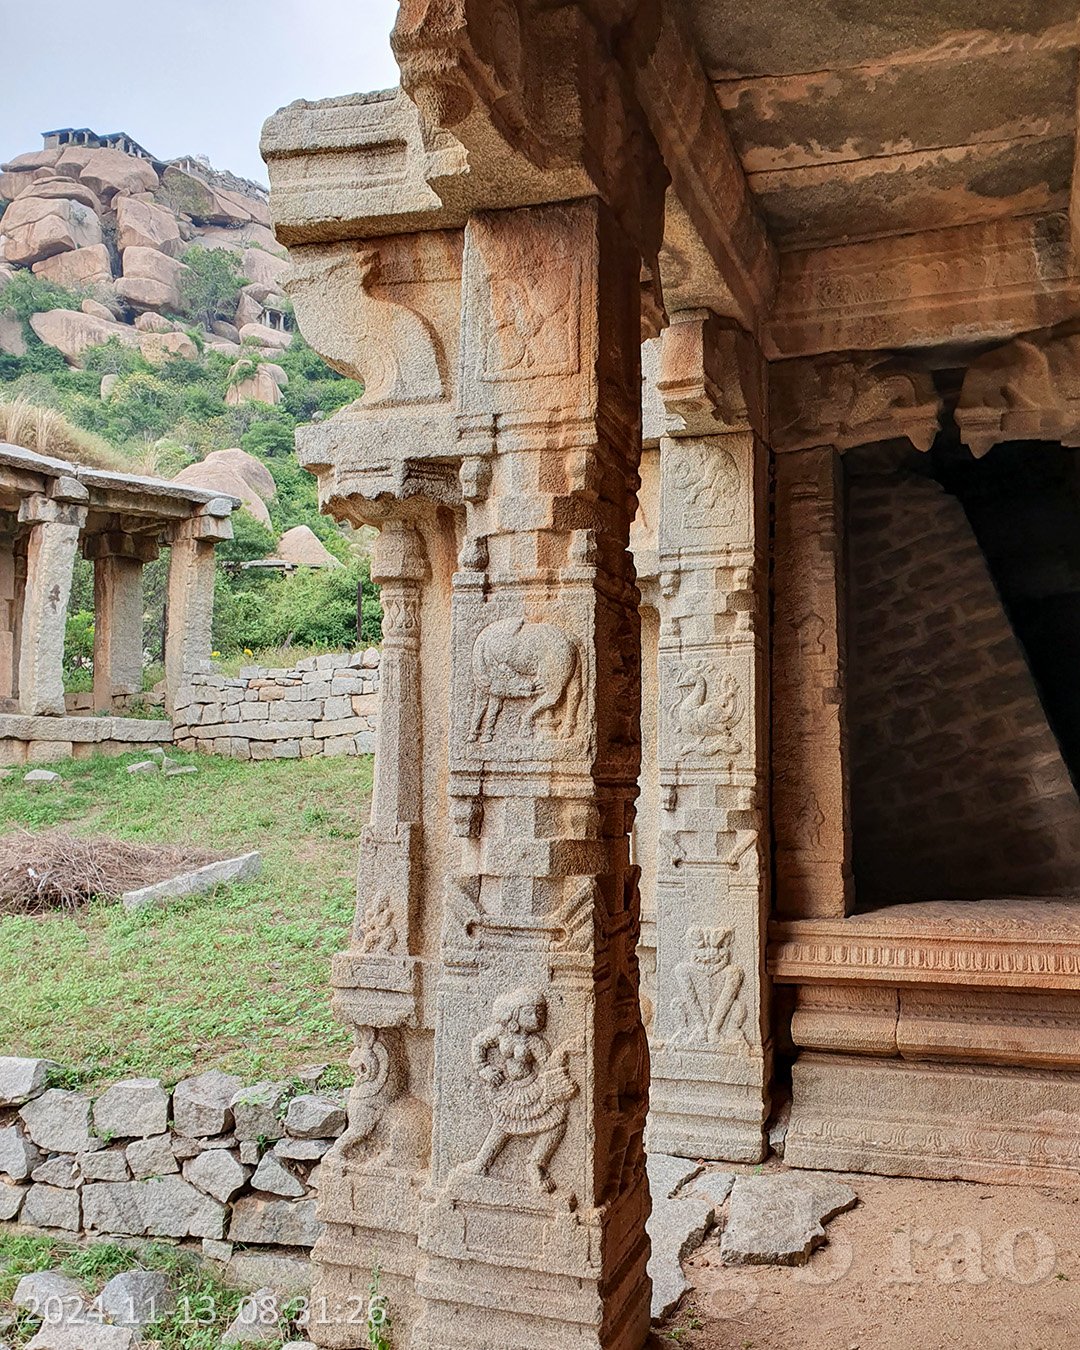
17,478,88,716
414,197,650,1350
772,448,852,918
312,514,437,1348
86,531,156,712
646,312,771,1161
164,502,232,712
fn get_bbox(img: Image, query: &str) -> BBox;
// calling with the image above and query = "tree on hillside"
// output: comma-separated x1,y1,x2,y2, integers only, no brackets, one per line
177,246,246,329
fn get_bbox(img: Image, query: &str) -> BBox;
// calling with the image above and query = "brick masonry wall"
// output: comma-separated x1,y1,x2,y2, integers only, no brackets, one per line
846,463,1080,903
172,650,380,761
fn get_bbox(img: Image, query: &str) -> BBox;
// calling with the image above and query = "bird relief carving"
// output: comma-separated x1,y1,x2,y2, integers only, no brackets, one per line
469,617,583,744
670,927,751,1048
668,660,742,760
455,988,578,1196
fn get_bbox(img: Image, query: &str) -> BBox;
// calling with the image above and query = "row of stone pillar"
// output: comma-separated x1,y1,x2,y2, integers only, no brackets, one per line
0,474,228,717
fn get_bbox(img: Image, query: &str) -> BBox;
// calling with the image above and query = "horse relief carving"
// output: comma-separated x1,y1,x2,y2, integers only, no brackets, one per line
670,927,751,1048
668,660,742,759
670,444,740,525
469,617,583,743
456,988,577,1195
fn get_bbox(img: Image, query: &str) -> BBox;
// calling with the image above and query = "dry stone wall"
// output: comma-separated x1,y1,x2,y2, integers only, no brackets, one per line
0,1058,338,1280
172,651,380,761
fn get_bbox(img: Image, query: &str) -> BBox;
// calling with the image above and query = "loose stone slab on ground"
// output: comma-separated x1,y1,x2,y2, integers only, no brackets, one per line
120,851,261,910
646,1155,734,1320
221,1287,283,1346
719,1172,857,1267
13,1270,87,1322
26,1327,140,1350
91,1270,175,1327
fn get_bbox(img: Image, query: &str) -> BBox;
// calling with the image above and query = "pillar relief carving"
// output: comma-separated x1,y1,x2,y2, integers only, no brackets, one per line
647,310,771,1164
772,446,852,920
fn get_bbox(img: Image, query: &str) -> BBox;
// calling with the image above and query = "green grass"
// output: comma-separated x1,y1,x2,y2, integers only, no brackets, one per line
0,1232,302,1349
0,751,371,1088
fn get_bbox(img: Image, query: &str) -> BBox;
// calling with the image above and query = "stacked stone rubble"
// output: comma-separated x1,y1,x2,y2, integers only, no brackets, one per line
0,1058,344,1272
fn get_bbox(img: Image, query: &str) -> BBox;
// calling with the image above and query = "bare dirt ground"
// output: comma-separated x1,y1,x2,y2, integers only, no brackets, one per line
652,1166,1080,1350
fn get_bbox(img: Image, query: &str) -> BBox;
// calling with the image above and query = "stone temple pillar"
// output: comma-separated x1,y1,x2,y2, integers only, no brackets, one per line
417,198,650,1349
17,476,88,716
164,501,232,712
86,531,157,712
645,312,772,1161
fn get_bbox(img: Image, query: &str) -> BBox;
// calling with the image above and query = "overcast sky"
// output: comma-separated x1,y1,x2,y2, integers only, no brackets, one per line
0,0,401,184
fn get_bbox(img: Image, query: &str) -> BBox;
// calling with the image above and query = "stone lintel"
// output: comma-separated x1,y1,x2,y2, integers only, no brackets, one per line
83,530,160,563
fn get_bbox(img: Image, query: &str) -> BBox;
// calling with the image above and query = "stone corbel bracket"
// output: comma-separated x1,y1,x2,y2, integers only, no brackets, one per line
957,323,1080,458
168,495,235,545
771,351,941,455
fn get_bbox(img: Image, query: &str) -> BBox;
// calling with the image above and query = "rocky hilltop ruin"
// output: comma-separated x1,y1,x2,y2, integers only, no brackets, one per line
0,128,292,386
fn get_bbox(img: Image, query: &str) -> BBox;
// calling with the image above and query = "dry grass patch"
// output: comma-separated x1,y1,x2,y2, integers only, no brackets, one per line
0,829,223,915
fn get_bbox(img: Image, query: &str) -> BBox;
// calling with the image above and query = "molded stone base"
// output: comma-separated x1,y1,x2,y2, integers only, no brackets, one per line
649,1049,768,1163
786,1053,1080,1185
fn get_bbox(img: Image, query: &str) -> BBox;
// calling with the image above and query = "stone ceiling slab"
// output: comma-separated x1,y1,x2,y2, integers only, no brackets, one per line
684,0,1079,251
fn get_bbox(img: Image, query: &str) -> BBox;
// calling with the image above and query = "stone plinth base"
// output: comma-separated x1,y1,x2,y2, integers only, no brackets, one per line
649,1046,768,1163
0,712,173,764
786,1054,1080,1186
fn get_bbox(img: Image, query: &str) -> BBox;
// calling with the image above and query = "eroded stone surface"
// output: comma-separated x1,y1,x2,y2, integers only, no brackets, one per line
19,1091,96,1155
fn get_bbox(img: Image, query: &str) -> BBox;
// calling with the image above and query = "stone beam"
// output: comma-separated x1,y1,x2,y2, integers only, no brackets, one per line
16,477,88,717
636,4,777,326
764,216,1080,359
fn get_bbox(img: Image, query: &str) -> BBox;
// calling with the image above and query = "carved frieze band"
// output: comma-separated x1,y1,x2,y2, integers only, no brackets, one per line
770,927,1080,991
